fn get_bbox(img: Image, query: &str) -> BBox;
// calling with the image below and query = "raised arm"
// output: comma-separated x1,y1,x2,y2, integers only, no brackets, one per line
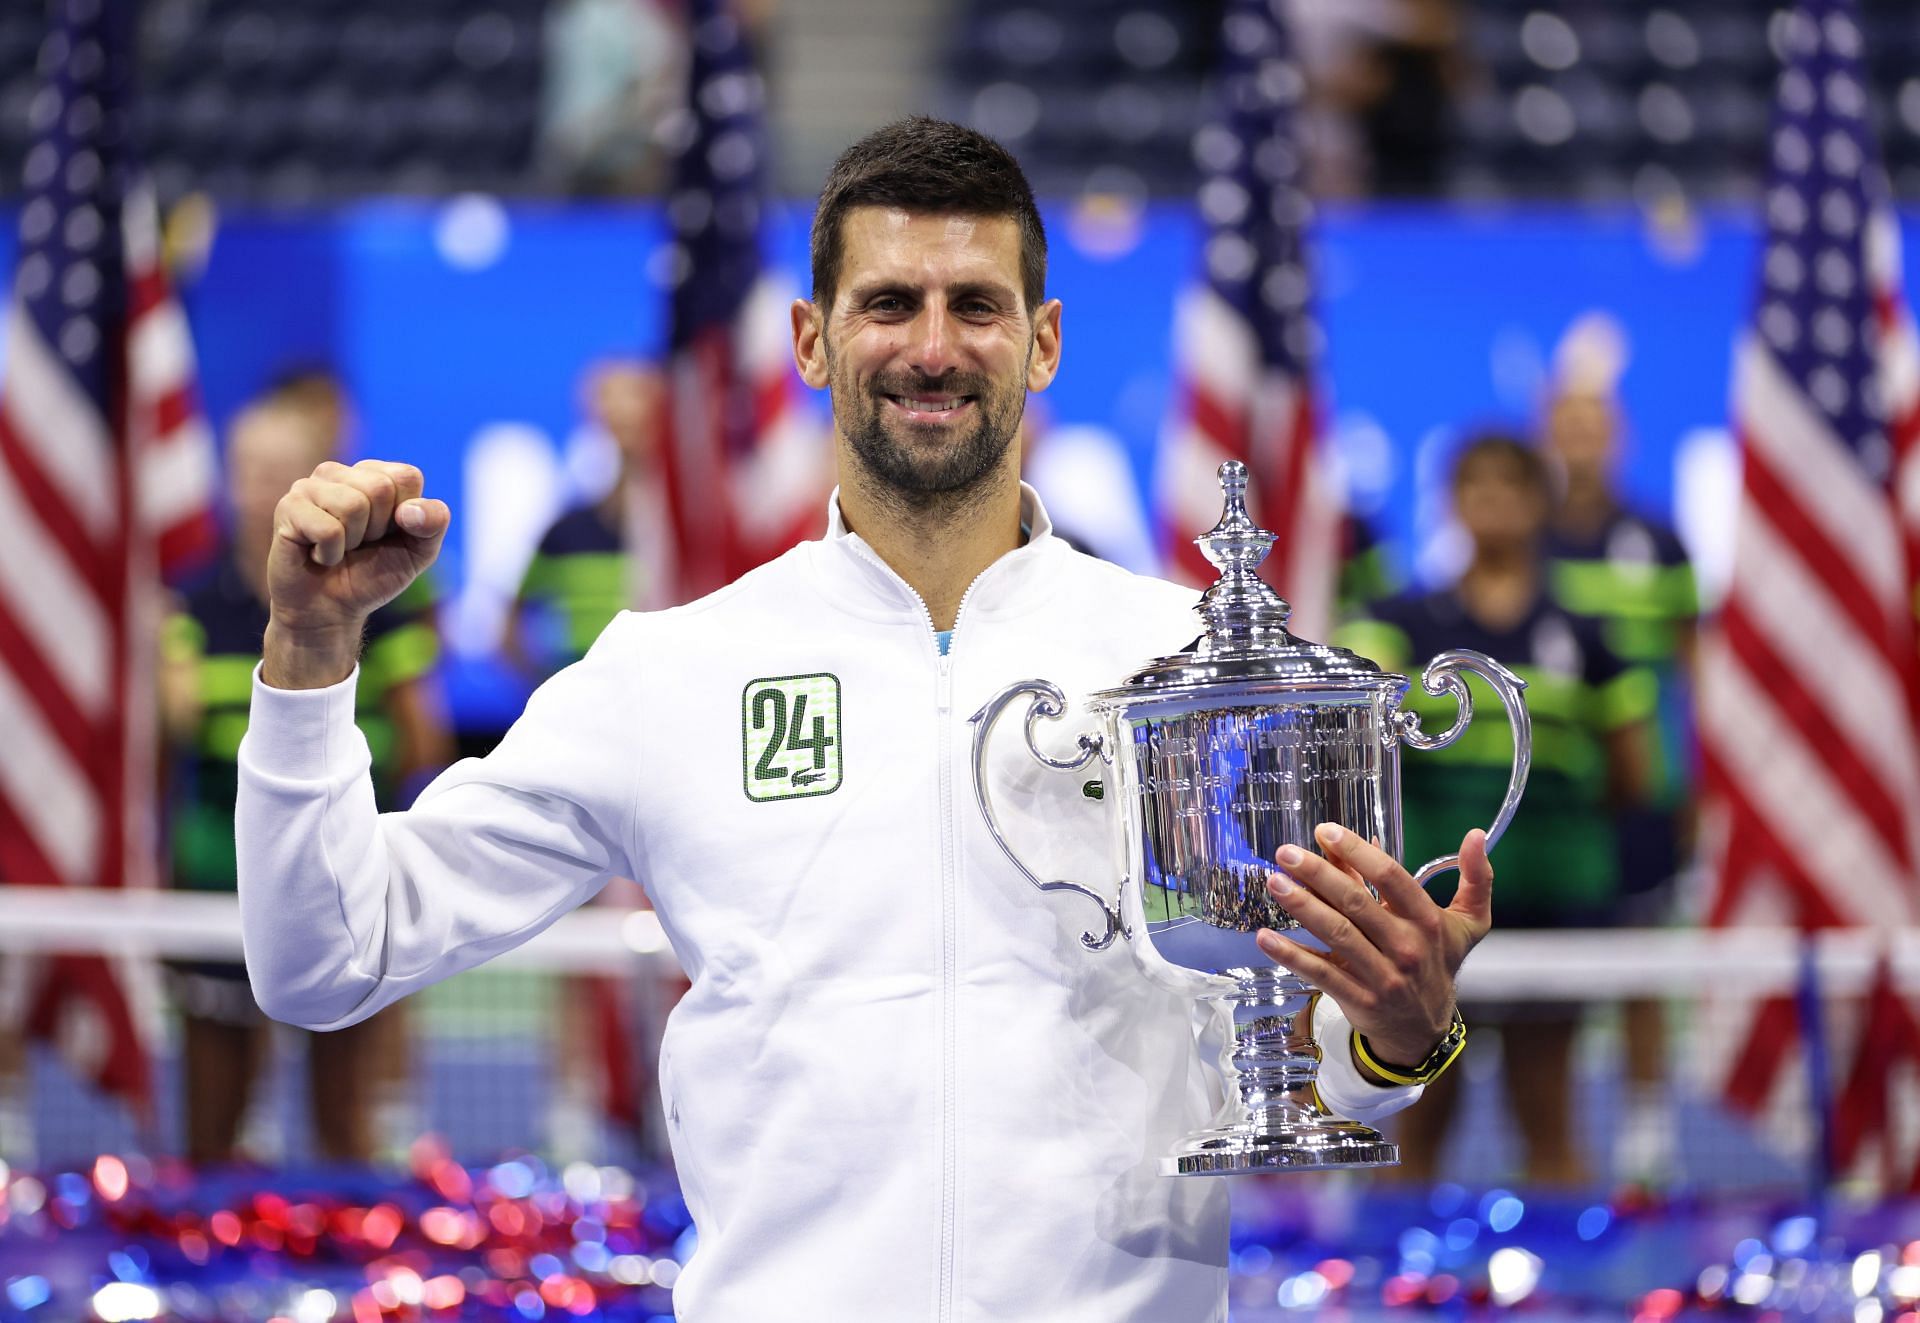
238,461,638,1030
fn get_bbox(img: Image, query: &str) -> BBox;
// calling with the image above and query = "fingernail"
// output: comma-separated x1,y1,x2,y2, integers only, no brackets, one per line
1317,823,1345,846
1277,845,1304,867
1268,870,1295,897
397,502,425,532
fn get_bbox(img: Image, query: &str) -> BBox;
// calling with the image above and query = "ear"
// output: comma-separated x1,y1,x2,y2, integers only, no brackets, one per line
791,298,830,390
1026,298,1063,393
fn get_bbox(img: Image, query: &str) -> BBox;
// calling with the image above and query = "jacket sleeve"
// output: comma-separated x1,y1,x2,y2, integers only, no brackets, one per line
236,613,643,1030
1311,997,1423,1122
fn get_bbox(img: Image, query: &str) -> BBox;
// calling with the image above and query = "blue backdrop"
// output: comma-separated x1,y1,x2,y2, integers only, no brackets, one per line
4,200,1881,727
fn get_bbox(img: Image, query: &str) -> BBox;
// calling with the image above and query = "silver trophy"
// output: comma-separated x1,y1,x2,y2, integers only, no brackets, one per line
970,461,1531,1175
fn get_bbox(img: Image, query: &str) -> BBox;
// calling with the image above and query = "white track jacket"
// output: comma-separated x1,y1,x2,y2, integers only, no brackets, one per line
237,487,1417,1322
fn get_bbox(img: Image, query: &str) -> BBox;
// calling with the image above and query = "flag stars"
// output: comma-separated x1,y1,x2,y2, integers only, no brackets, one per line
61,261,100,311
20,197,55,244
1766,242,1804,291
1192,124,1240,173
1825,71,1865,119
1223,12,1269,58
65,150,100,195
1761,301,1801,350
1769,184,1808,233
1254,134,1298,183
1856,431,1892,482
698,70,761,120
68,38,102,84
58,316,98,365
64,205,102,252
1780,68,1814,115
1860,374,1886,422
1813,307,1853,355
22,142,57,190
1283,317,1322,363
16,253,51,300
1809,363,1849,414
1257,58,1304,106
1199,176,1250,226
1816,248,1856,296
1261,262,1308,312
1774,125,1811,174
713,193,757,239
668,189,712,236
706,129,755,182
1269,186,1311,228
1822,12,1860,58
1823,131,1862,178
1820,189,1859,237
1206,233,1257,284
65,95,101,139
29,87,61,133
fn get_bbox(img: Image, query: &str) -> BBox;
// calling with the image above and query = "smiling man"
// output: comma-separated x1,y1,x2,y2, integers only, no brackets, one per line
238,118,1490,1322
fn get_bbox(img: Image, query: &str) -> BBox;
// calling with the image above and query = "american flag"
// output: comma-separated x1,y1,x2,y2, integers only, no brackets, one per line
1155,0,1338,637
0,0,216,1111
1697,0,1920,1191
655,0,825,602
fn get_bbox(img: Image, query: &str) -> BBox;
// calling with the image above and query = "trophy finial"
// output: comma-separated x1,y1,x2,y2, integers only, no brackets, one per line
1194,461,1293,647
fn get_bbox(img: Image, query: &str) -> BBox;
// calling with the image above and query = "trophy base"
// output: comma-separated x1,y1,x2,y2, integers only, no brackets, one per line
1163,968,1402,1176
1162,1118,1399,1176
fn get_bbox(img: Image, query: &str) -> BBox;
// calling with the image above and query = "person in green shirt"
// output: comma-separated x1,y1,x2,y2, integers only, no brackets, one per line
162,390,450,1164
510,360,671,1158
1543,384,1700,1184
1336,433,1655,1186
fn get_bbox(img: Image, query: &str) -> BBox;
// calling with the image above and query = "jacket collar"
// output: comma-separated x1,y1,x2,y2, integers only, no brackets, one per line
806,482,1066,623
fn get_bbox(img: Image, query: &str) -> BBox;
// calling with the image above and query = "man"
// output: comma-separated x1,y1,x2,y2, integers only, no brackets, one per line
238,118,1490,1320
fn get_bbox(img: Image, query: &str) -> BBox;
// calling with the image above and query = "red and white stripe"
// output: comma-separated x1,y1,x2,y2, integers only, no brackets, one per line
0,184,213,1110
658,273,829,605
1156,286,1339,640
1698,213,1920,1191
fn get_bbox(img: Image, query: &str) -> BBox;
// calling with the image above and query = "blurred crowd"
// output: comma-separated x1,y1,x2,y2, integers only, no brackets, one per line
5,1,1920,208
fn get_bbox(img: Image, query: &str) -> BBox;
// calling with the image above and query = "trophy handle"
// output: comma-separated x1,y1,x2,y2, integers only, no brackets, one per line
1390,648,1532,887
968,679,1129,951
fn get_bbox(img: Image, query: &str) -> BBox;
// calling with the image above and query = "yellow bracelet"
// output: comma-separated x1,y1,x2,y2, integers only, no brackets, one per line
1353,1007,1468,1086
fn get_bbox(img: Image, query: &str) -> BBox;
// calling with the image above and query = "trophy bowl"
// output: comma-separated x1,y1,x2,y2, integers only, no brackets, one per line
970,461,1531,1176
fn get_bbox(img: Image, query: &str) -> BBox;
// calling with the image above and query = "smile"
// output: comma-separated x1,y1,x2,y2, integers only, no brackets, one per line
884,394,976,422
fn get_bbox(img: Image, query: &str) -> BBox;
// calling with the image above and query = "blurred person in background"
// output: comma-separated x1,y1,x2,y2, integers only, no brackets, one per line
1286,0,1463,197
1542,377,1700,1187
1337,433,1654,1185
511,358,675,1159
538,0,681,195
160,385,449,1164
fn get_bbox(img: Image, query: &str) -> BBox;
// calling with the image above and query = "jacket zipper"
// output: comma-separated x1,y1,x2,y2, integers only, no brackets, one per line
844,537,986,1323
932,573,985,1323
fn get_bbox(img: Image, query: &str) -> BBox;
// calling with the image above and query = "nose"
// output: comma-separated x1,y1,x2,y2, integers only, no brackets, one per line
904,302,962,381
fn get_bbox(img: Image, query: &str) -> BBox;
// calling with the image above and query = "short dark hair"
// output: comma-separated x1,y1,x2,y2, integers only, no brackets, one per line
810,116,1047,313
1452,431,1548,493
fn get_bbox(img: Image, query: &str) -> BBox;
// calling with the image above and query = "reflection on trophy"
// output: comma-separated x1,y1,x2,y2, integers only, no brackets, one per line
970,460,1533,1176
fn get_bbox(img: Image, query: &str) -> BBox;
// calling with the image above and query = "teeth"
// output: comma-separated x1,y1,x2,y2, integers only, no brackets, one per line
900,397,961,411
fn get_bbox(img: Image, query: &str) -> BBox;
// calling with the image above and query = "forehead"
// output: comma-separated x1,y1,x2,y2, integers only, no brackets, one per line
835,206,1022,291
229,409,326,467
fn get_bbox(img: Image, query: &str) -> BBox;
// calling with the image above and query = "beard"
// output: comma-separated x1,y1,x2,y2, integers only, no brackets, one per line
829,353,1028,514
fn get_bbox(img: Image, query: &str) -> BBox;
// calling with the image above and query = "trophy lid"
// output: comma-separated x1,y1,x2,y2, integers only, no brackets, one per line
1092,461,1400,705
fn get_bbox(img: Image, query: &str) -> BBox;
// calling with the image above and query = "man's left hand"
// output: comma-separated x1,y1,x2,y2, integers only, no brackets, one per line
1255,823,1493,1074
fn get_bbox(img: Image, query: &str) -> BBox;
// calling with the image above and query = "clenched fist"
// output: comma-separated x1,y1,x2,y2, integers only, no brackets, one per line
261,459,450,691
